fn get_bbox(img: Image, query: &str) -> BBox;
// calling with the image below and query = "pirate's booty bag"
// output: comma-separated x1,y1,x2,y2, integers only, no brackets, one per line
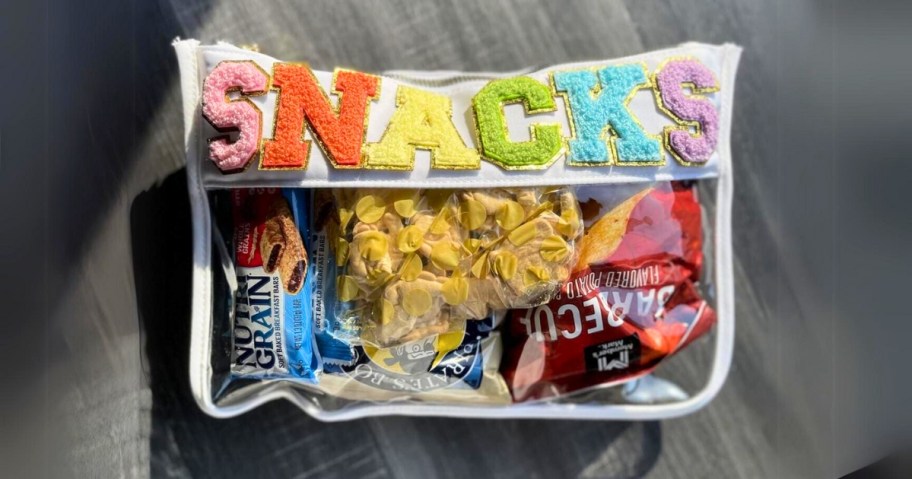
174,39,740,420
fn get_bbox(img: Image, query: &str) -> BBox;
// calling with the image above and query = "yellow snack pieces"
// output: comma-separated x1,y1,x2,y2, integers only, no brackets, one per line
429,207,454,235
366,266,392,285
471,251,491,278
495,200,525,230
540,235,570,262
358,231,388,261
391,190,419,218
338,275,360,302
426,189,454,212
463,238,482,254
507,221,538,246
430,241,461,270
402,288,433,316
339,207,354,230
556,192,582,237
397,225,424,253
377,298,396,325
442,275,469,305
354,194,386,224
458,198,487,231
335,237,349,267
523,266,550,286
435,329,464,353
399,253,423,281
492,251,518,280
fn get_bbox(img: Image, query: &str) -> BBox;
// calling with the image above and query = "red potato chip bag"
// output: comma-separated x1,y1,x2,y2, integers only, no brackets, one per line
501,181,716,402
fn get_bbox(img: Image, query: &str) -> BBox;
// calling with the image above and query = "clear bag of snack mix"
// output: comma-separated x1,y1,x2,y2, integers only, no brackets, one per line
332,187,581,348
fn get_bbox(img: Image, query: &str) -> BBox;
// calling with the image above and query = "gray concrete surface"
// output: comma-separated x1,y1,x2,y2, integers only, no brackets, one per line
3,0,912,477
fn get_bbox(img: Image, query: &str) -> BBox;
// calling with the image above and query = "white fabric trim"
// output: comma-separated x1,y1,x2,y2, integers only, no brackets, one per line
193,42,730,189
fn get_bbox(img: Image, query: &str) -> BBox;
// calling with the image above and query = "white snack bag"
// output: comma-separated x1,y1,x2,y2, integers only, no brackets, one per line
174,39,740,420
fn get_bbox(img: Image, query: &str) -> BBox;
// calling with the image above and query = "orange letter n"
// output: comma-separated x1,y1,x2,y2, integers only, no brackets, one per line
262,64,380,169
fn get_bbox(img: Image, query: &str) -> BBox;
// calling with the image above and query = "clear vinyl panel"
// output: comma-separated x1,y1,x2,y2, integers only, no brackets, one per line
206,180,719,414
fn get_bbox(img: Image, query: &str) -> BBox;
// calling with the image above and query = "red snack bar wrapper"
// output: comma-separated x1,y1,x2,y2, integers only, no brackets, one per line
501,182,716,402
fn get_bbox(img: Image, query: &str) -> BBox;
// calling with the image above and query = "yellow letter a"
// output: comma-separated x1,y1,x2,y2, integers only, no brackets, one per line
364,86,480,170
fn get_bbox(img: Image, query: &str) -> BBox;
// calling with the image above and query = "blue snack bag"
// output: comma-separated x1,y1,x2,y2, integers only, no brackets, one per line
309,189,358,366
